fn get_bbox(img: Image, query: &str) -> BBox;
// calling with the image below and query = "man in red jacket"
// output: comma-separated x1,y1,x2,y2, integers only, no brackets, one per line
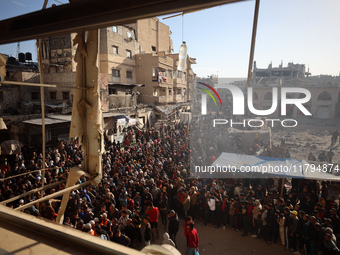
145,203,159,241
185,222,199,255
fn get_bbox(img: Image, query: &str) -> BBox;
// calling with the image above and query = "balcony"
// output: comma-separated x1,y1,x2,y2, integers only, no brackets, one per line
153,96,172,104
173,94,185,103
173,79,187,88
109,76,121,83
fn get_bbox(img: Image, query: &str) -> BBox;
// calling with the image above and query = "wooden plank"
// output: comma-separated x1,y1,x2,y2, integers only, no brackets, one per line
15,181,91,211
1,81,56,88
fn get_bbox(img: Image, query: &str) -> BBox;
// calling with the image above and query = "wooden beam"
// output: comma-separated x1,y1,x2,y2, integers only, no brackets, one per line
15,181,91,211
1,81,56,88
0,0,246,45
246,0,260,87
0,180,66,205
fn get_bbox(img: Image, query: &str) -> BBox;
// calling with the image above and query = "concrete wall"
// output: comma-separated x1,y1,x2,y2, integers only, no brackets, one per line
0,71,40,113
43,72,76,103
41,34,76,74
100,27,140,85
136,18,172,54
136,53,174,104
108,85,138,109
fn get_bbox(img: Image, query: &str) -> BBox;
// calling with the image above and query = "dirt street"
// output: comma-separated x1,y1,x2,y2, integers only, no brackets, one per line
138,219,292,255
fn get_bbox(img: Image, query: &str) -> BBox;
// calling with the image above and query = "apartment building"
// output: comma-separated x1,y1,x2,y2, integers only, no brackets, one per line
3,17,195,126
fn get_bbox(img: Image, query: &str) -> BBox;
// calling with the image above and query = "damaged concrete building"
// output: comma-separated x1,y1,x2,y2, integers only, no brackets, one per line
0,17,196,143
38,17,195,124
222,62,340,120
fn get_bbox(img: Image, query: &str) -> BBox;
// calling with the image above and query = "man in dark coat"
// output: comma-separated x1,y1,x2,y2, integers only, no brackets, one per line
168,210,180,247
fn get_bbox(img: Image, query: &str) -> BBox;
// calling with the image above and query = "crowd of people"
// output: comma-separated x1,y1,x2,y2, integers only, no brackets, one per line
0,119,339,254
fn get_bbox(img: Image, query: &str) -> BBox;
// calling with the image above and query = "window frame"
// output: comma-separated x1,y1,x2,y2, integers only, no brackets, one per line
126,71,133,79
62,91,70,100
112,69,121,77
112,45,118,55
126,49,132,59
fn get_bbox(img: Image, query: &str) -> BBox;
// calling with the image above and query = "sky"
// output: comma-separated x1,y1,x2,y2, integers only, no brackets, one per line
1,0,340,78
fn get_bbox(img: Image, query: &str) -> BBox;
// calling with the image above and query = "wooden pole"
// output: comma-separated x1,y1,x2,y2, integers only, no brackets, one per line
15,181,91,211
39,0,49,195
0,180,66,205
0,81,56,87
38,39,46,195
246,0,260,87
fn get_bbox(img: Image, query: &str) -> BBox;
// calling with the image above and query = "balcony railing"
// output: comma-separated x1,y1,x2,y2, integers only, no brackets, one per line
154,96,171,103
173,94,185,102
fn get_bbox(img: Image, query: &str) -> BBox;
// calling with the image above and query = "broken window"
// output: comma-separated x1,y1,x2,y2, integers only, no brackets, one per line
126,88,132,95
152,68,157,81
112,45,118,54
31,92,39,100
126,71,133,79
50,91,57,100
168,70,173,79
112,69,120,77
62,91,70,100
153,88,158,96
151,46,156,51
126,50,132,59
109,87,117,95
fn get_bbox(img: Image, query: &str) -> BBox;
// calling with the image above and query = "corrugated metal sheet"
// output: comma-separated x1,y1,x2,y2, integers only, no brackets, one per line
23,118,70,126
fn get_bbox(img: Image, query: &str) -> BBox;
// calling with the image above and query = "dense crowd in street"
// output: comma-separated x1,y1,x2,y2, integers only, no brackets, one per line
0,119,340,255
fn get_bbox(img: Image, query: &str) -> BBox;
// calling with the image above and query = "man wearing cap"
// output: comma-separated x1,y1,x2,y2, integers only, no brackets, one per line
289,210,299,254
323,232,340,254
85,223,95,235
100,212,112,232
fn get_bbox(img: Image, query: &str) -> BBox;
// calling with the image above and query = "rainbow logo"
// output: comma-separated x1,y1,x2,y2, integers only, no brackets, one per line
197,82,223,106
